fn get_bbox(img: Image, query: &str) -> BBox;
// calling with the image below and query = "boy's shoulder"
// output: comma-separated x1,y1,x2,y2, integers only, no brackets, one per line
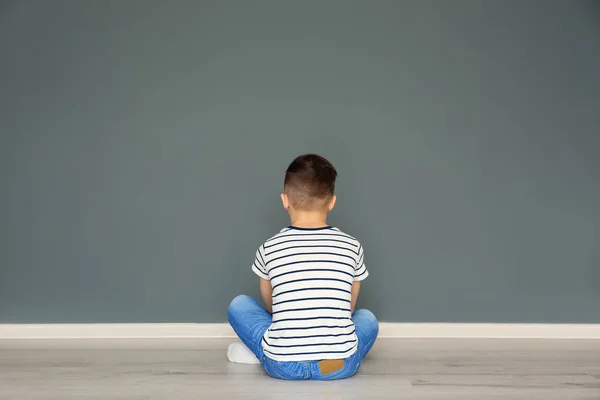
261,226,360,247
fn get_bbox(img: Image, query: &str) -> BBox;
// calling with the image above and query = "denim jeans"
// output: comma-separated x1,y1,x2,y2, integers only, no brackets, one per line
227,294,379,380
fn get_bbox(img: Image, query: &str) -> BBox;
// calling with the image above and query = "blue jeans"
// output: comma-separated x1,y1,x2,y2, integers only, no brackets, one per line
227,295,379,380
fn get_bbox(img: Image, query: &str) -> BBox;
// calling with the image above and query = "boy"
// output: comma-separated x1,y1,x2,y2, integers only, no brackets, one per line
227,154,378,380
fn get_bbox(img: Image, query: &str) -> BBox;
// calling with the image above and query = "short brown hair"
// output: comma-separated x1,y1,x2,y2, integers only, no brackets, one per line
284,154,337,209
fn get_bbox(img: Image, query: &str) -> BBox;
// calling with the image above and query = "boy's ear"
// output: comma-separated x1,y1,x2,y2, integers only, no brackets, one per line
328,195,337,212
281,193,290,211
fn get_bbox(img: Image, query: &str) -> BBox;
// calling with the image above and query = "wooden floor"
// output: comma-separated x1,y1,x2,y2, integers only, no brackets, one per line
0,338,598,399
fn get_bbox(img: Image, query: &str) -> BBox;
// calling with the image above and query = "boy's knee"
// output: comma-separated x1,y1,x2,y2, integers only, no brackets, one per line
354,309,379,332
230,294,252,308
354,309,377,321
228,294,252,321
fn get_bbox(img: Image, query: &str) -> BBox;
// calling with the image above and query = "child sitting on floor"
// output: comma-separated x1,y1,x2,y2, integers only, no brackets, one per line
227,154,378,380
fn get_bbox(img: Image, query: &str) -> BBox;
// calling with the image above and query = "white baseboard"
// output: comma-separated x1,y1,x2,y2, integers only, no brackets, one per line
1,323,599,339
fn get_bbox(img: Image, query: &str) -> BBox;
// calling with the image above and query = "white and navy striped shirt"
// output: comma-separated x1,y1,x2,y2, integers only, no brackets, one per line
252,226,368,362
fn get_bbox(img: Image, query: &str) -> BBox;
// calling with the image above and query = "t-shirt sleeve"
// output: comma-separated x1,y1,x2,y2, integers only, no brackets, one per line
251,245,269,280
354,244,369,281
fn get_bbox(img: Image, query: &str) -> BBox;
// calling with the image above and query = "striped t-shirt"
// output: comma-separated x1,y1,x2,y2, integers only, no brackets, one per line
252,226,368,362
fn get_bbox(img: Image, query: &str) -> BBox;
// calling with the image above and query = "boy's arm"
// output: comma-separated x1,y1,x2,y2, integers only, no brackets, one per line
251,245,272,313
350,281,361,313
351,243,368,313
259,278,273,314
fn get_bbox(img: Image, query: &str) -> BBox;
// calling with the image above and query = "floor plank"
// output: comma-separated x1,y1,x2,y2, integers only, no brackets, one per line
0,339,598,399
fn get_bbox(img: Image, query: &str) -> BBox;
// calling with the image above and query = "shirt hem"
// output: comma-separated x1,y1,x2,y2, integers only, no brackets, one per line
262,345,358,362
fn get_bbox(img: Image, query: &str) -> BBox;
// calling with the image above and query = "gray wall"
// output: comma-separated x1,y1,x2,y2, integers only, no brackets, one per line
1,0,599,323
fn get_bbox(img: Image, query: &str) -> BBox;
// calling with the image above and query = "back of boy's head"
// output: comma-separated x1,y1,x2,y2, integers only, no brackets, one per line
284,154,337,210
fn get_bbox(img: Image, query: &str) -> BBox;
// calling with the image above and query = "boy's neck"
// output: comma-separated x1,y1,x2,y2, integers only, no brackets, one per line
289,210,329,229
